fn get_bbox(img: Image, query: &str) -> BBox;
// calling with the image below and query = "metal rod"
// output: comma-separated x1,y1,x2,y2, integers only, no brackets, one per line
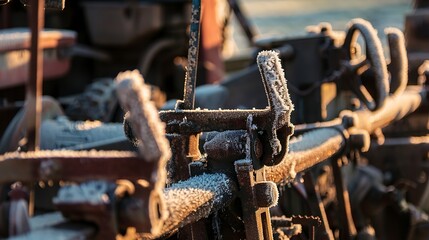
227,0,257,45
182,0,201,110
266,128,346,183
331,157,357,239
353,87,425,133
27,0,45,151
303,173,335,240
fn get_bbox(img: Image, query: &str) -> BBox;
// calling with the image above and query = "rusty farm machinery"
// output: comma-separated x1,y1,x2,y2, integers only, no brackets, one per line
0,0,428,239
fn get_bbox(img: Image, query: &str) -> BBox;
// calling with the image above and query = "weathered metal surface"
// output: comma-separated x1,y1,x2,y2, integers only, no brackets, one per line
351,87,426,133
162,50,294,167
0,150,143,182
1,1,428,238
266,128,345,183
143,173,236,239
110,70,171,235
235,159,274,240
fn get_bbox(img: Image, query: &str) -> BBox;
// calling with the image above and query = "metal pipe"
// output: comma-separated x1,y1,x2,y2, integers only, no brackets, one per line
26,0,45,151
266,128,346,183
351,87,426,133
144,173,236,239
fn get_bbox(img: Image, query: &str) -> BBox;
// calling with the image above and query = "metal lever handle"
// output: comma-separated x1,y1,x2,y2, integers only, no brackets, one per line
256,50,294,165
385,27,408,96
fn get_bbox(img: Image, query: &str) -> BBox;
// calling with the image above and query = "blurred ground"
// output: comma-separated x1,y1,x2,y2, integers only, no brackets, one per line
229,0,412,53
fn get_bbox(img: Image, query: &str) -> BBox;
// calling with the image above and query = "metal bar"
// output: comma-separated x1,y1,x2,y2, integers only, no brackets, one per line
353,87,426,133
331,157,357,239
182,0,201,110
266,128,345,183
26,0,45,151
160,109,269,134
0,150,156,183
303,173,334,240
227,0,257,45
292,87,426,138
235,160,264,240
143,173,236,239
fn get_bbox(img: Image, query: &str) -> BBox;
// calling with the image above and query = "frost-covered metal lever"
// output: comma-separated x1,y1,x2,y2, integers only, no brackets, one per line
160,50,294,166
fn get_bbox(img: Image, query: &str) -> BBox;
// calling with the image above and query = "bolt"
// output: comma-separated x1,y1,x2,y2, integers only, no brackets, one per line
349,129,370,152
340,110,357,128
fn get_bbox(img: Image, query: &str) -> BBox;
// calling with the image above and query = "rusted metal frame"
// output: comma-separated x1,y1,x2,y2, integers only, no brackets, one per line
181,0,201,110
264,126,354,239
174,1,204,237
9,173,235,240
159,128,348,238
164,50,294,167
302,172,335,240
161,109,269,134
3,89,423,238
233,118,275,240
0,154,167,183
26,0,45,151
170,134,204,240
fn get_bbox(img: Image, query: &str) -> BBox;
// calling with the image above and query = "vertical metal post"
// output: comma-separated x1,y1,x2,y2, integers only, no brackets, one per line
303,172,335,240
331,157,357,239
27,0,45,151
182,0,201,110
